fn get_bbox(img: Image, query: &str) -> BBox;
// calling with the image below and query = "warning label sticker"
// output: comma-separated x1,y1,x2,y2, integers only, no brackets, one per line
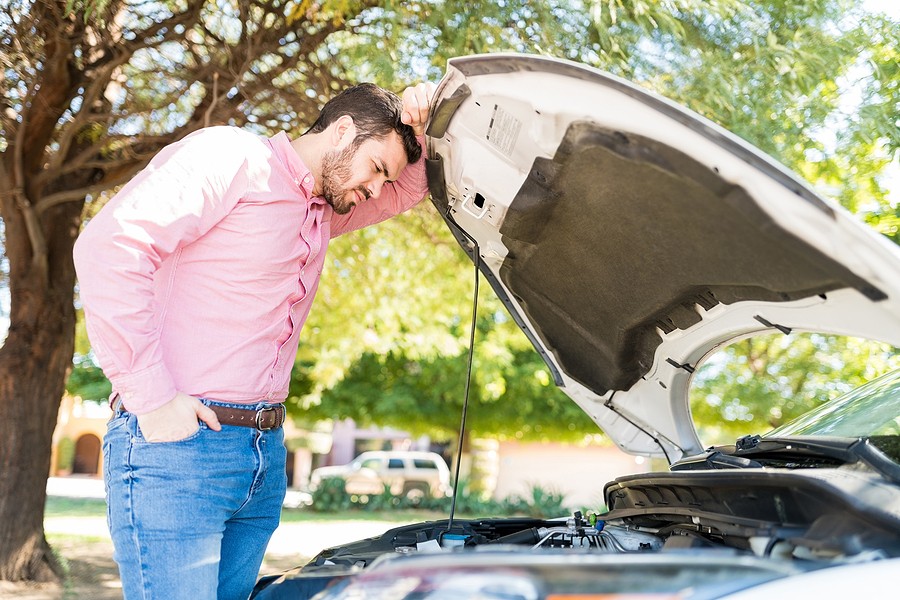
486,104,521,157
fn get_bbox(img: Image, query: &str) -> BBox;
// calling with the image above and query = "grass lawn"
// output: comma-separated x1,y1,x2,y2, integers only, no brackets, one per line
39,494,442,599
45,495,454,523
44,496,108,518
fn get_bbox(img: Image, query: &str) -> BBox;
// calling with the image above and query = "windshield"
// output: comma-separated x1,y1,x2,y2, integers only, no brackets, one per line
767,368,900,438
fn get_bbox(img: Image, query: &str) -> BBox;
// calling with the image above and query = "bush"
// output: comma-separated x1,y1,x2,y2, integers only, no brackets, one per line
309,478,570,518
501,484,567,518
309,477,353,512
445,480,505,516
56,437,75,474
363,485,404,511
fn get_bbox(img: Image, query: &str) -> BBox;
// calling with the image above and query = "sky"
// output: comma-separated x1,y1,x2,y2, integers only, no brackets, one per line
866,0,898,16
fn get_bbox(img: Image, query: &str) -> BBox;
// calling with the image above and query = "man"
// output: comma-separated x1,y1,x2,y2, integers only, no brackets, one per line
73,82,435,600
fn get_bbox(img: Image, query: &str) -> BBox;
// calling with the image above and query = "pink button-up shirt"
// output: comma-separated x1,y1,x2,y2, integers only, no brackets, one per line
73,126,429,414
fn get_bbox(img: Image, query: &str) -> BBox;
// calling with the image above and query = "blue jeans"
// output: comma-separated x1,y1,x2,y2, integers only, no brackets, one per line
103,400,287,600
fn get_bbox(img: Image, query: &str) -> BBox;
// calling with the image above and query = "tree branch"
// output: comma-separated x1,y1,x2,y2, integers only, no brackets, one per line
51,2,207,169
51,61,194,179
203,71,219,128
93,1,206,71
35,170,139,215
8,75,49,284
37,132,168,192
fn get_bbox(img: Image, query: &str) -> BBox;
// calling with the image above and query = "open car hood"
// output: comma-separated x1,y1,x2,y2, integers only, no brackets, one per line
424,54,900,462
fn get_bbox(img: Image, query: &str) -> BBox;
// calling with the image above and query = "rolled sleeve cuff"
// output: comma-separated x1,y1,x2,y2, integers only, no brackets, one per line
111,363,178,415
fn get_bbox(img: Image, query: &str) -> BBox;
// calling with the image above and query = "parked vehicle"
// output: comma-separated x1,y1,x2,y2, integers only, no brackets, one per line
309,450,451,500
252,53,900,599
281,489,313,509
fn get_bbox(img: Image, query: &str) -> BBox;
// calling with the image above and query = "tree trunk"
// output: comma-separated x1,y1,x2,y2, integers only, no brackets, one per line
0,200,80,581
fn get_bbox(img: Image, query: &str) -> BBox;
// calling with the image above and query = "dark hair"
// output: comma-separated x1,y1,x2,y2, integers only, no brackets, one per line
306,83,421,164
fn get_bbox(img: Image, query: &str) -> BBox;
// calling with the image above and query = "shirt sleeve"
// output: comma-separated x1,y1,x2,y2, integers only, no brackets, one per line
329,135,430,237
73,127,251,414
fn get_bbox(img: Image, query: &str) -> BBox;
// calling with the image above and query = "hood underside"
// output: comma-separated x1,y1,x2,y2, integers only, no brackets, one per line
425,54,900,460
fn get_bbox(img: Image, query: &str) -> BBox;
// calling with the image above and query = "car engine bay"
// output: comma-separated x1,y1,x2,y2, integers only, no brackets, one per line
300,466,900,575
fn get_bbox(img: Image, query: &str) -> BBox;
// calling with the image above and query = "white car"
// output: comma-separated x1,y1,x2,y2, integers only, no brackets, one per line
309,450,452,500
252,53,900,599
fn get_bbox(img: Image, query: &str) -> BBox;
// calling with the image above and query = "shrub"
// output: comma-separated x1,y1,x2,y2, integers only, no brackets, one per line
364,484,403,511
308,479,570,518
56,437,75,474
309,477,353,512
519,483,568,517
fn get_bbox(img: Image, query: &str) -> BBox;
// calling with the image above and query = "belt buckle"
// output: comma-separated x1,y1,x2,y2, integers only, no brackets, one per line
255,405,283,430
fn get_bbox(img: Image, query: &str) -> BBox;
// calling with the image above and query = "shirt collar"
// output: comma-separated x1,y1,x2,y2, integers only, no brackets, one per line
268,131,317,199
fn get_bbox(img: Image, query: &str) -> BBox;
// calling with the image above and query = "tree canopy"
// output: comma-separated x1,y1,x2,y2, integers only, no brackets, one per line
287,0,900,444
690,334,900,446
55,0,900,444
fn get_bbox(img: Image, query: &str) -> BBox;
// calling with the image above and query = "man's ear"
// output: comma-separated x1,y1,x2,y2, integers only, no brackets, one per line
331,115,357,149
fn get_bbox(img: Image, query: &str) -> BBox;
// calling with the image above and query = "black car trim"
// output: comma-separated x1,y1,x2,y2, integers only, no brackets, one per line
605,470,900,550
426,83,471,139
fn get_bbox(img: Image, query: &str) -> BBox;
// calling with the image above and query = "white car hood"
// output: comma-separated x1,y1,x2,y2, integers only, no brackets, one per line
425,54,900,462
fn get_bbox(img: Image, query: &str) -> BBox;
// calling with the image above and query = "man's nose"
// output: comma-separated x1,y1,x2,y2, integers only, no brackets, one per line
368,179,385,198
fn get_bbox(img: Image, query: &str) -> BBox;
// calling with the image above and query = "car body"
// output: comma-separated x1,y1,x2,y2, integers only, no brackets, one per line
282,489,314,509
252,53,900,599
309,450,452,500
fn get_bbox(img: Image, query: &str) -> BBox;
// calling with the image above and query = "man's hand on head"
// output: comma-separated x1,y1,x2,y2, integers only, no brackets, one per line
136,391,221,442
401,82,437,137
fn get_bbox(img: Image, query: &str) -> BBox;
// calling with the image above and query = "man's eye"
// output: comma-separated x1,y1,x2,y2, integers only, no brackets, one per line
374,163,393,182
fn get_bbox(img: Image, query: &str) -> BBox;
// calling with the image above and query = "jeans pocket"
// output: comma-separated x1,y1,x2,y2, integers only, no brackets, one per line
136,423,203,445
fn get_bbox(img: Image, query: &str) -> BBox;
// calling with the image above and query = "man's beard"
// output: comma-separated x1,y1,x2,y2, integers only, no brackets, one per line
321,143,370,215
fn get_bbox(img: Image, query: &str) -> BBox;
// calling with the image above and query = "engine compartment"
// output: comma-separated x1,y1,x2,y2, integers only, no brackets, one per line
301,467,900,574
250,467,900,599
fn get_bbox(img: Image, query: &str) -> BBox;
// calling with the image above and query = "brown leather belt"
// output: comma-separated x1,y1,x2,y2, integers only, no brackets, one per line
211,403,286,430
110,393,286,431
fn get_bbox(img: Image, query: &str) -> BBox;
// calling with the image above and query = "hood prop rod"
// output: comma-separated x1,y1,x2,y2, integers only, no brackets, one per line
446,226,481,534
